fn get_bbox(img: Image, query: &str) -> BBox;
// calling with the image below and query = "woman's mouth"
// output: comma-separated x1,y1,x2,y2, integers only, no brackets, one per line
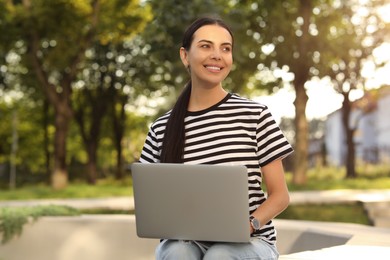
204,65,222,72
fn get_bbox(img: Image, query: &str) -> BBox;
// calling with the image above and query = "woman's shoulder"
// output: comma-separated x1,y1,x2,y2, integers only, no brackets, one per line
149,110,171,130
228,93,269,111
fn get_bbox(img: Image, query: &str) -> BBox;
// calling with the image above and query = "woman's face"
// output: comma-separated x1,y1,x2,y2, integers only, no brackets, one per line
180,24,233,88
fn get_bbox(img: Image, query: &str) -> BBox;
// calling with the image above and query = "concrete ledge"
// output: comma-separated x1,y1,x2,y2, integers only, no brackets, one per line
0,215,159,260
276,219,390,259
279,245,390,260
275,219,390,248
1,215,390,260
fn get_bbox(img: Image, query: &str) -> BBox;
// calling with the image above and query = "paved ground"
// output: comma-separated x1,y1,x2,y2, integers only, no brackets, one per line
1,189,390,227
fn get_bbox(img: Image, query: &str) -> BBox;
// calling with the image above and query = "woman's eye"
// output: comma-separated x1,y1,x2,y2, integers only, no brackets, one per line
201,44,210,48
223,47,231,52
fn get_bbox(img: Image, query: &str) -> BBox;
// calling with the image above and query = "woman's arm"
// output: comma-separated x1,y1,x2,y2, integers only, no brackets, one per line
250,159,290,233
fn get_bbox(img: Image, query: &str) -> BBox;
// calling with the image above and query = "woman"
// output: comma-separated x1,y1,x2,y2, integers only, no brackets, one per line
139,16,293,260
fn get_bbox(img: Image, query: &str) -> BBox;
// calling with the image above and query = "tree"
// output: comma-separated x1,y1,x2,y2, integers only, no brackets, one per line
73,76,112,184
0,14,50,186
5,0,151,189
319,0,389,178
227,0,390,183
73,41,137,182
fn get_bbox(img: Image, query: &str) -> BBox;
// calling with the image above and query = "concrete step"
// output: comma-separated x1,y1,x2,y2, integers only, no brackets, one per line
364,202,390,216
364,201,390,211
366,209,390,219
373,217,390,228
363,201,390,227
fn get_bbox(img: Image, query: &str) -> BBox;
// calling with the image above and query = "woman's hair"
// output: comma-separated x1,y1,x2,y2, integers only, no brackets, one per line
160,16,234,163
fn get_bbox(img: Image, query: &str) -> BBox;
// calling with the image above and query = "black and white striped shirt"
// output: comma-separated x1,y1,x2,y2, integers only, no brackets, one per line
139,93,293,245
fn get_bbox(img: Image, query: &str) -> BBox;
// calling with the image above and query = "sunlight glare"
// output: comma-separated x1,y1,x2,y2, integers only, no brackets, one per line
378,3,390,23
363,43,390,88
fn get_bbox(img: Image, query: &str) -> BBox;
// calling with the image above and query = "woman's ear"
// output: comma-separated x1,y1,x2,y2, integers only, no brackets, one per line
180,47,189,68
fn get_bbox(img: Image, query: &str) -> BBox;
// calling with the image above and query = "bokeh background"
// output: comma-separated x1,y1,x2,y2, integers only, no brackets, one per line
1,0,389,192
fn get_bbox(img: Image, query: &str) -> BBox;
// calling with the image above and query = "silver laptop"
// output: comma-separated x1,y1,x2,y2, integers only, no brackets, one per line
131,163,250,243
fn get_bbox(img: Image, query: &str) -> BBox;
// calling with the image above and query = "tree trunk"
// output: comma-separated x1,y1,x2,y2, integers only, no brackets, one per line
115,137,124,180
341,92,357,178
51,102,72,190
345,128,356,178
9,110,18,189
112,95,127,180
86,141,98,184
74,86,110,184
74,114,101,185
291,0,311,185
292,84,309,184
43,99,51,180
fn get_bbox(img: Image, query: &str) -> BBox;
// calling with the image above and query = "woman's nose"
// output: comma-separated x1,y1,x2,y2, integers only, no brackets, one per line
210,49,222,60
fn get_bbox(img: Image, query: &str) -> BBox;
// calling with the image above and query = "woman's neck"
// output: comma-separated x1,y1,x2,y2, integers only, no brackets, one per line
187,84,227,112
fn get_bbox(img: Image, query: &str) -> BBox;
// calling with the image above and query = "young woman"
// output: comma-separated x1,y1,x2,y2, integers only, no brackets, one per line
139,16,293,260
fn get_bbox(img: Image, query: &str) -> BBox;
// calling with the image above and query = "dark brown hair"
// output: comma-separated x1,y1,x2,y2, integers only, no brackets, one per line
160,16,234,163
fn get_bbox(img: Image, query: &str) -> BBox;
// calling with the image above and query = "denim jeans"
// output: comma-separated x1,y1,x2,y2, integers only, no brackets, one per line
155,238,279,260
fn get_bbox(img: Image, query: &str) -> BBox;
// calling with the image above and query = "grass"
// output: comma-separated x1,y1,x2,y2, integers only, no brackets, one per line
286,164,390,191
277,202,371,225
0,177,133,201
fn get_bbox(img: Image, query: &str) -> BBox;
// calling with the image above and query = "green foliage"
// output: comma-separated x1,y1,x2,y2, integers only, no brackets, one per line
0,205,80,244
0,0,154,187
8,0,151,70
0,95,48,175
286,164,390,190
98,0,152,44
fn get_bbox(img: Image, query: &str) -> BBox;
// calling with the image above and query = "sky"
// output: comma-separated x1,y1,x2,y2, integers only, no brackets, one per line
254,83,344,123
255,78,355,123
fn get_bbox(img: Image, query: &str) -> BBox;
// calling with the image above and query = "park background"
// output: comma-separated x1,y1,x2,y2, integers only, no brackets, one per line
1,0,390,238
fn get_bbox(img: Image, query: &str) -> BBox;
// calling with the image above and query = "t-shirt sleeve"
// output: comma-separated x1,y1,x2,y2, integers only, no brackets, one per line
256,106,293,167
139,126,161,163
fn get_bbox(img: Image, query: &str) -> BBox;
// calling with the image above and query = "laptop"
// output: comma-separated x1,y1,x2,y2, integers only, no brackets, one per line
131,163,250,243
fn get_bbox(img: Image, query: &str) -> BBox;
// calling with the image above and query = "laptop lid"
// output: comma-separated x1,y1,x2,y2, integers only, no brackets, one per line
131,163,250,243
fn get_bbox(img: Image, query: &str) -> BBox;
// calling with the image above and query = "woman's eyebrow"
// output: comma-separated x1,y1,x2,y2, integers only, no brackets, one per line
197,39,233,46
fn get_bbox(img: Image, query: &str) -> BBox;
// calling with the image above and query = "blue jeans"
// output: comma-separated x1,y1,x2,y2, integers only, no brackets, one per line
155,239,279,260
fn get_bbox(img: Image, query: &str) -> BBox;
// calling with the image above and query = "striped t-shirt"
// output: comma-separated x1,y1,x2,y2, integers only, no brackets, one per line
139,93,293,245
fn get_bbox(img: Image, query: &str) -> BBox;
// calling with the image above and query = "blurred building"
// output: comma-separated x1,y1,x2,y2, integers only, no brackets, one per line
324,110,344,166
324,86,390,166
376,87,390,163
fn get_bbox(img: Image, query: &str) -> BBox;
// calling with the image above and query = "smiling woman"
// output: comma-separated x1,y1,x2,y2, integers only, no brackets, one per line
137,16,294,260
